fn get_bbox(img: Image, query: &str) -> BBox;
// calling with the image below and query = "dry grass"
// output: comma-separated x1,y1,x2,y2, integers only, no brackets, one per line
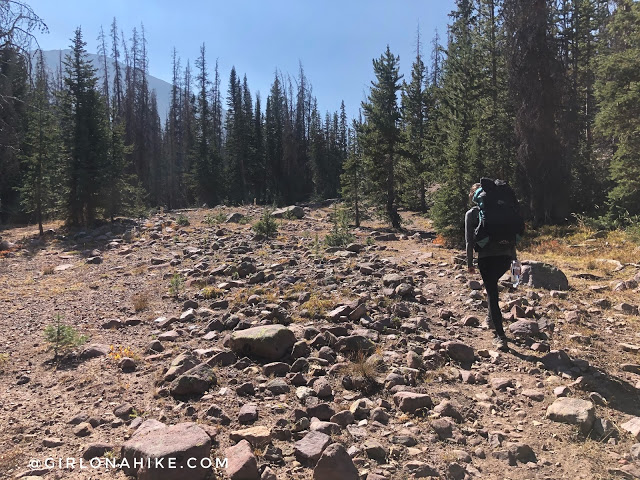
300,294,334,318
0,447,25,476
346,351,377,379
42,265,55,275
201,286,224,299
132,292,149,312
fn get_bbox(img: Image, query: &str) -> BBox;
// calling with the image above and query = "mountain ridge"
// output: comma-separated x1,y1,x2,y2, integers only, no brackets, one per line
38,49,171,123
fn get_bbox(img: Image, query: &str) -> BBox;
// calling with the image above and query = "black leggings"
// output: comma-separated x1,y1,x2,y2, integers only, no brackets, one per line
478,255,512,338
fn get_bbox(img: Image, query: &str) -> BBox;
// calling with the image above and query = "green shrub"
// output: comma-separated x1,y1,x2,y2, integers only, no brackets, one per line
325,205,355,247
176,214,190,226
204,211,226,225
169,273,184,298
253,209,278,239
44,314,87,360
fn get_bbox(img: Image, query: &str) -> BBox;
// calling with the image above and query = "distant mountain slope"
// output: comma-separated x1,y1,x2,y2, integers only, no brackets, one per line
38,49,171,123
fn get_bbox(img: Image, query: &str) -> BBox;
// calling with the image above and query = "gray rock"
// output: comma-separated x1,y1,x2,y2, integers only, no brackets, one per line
227,325,296,361
226,439,259,480
546,397,595,434
541,350,574,372
226,212,245,223
509,319,540,337
295,431,331,465
238,404,258,424
330,410,355,427
433,400,463,421
72,422,93,437
363,439,386,462
406,461,440,478
272,205,305,219
521,389,545,402
313,443,359,480
80,344,110,359
83,443,114,460
520,261,569,290
431,418,454,439
42,437,64,448
334,335,375,355
621,417,640,441
170,363,217,396
121,421,211,480
441,341,475,364
229,426,272,448
393,392,433,413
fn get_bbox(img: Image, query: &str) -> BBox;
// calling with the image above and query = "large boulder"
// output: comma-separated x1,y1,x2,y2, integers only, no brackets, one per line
520,261,569,290
272,205,304,219
121,421,211,480
546,398,595,434
226,325,296,361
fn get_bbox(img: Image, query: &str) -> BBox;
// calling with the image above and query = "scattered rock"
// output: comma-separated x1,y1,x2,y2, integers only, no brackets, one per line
227,325,296,361
121,421,211,480
313,443,359,480
294,430,331,465
520,261,569,290
226,439,259,480
546,397,595,434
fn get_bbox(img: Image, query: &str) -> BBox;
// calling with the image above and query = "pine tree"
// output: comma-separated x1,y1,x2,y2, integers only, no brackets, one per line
595,0,640,217
431,0,481,236
19,51,61,234
341,116,365,227
225,66,245,204
265,73,285,203
504,0,568,224
400,28,429,212
360,46,403,229
59,27,110,226
191,43,215,205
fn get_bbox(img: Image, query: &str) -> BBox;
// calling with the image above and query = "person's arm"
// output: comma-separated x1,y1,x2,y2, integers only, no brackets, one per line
465,208,477,272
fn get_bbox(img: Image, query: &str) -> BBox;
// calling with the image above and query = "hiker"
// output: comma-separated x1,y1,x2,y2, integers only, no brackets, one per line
465,178,524,352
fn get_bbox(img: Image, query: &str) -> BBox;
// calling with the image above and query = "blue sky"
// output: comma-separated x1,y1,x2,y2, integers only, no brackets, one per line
27,0,455,120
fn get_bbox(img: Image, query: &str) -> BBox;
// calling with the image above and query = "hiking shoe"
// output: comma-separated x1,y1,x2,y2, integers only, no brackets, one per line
492,336,509,352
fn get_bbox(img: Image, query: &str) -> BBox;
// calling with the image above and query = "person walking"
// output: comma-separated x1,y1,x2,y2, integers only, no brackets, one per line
465,179,523,352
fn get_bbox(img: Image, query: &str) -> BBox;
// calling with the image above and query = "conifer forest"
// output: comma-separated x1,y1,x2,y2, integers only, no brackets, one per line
1,0,639,236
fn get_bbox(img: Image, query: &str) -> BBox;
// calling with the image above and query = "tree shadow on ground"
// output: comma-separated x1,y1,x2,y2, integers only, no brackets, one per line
3,218,142,261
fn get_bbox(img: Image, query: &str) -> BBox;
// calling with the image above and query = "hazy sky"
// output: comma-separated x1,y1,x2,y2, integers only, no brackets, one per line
27,0,455,120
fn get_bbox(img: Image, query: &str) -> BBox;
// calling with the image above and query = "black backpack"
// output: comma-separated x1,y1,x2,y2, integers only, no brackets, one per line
473,177,524,251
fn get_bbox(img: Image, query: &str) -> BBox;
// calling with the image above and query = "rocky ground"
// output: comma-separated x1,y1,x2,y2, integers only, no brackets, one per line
0,205,639,480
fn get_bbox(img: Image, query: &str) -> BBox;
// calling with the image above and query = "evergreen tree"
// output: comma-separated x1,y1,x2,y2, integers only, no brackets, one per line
191,43,216,205
265,73,285,203
595,0,640,217
224,66,246,204
59,27,110,225
400,28,429,212
360,46,403,229
431,0,481,235
19,51,61,234
341,116,365,227
504,0,568,224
